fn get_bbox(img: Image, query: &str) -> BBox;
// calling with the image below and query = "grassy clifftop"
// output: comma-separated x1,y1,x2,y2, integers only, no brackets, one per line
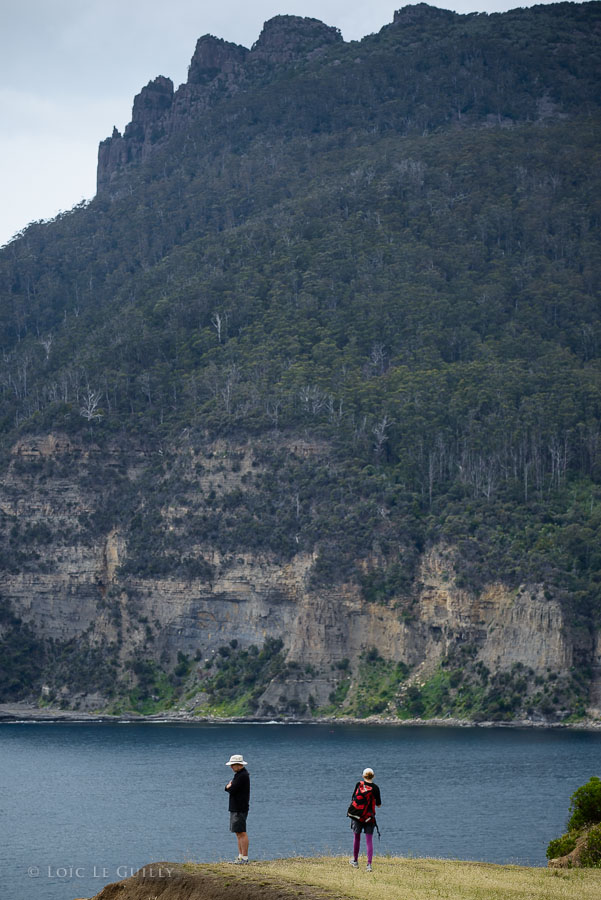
86,856,601,900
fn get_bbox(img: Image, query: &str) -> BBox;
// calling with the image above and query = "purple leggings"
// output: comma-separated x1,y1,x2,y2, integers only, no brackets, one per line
353,831,373,864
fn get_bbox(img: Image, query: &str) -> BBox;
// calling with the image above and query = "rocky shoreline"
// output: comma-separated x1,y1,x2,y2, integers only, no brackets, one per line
1,701,600,730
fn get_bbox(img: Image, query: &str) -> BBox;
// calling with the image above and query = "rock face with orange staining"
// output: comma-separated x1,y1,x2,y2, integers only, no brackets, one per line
1,431,598,719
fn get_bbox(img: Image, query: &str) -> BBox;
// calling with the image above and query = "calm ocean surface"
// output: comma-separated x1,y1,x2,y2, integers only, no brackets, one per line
1,721,600,900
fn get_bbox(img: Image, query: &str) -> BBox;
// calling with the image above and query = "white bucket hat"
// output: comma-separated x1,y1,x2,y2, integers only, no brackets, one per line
363,767,374,781
226,753,248,766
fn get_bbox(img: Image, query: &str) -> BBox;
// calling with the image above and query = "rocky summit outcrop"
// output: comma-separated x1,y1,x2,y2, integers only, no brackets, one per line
188,35,249,86
393,3,456,25
97,75,173,186
249,15,342,64
130,76,174,127
97,15,342,194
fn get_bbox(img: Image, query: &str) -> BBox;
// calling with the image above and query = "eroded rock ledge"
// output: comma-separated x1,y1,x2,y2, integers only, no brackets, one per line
86,861,334,900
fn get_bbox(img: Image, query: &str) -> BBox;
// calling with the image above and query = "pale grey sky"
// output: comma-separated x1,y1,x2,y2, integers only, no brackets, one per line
0,1,570,246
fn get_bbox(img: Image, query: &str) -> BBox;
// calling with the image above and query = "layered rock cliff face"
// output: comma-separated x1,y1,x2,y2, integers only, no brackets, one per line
97,15,342,193
1,432,597,718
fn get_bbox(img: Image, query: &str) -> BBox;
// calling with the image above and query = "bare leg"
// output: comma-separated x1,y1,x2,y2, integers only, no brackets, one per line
236,831,249,857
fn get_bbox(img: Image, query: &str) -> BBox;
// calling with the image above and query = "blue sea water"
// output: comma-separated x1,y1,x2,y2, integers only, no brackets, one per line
1,721,600,900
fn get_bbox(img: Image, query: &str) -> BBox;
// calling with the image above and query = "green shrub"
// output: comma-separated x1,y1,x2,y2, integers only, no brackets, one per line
404,685,425,717
580,823,601,867
174,651,191,678
547,778,601,866
202,637,286,713
568,776,601,830
328,677,351,706
546,831,578,860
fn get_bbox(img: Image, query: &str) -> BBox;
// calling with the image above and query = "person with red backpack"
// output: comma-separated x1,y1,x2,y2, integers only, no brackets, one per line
347,767,381,871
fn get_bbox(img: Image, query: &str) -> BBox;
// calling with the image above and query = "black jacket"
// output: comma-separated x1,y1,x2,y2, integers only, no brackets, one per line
225,767,250,813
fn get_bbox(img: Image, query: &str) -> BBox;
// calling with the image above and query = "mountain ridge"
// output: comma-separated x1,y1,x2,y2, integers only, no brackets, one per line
97,3,601,194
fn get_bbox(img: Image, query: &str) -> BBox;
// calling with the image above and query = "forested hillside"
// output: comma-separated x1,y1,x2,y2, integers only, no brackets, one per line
1,4,600,721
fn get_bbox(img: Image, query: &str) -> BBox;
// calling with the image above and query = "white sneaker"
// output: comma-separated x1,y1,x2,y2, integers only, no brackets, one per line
349,859,358,868
366,863,372,872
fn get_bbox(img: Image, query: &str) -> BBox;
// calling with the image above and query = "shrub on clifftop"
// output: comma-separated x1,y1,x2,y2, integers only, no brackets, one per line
547,777,601,868
568,776,601,831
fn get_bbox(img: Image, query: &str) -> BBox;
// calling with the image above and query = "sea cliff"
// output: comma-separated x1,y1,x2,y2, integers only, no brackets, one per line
1,432,599,723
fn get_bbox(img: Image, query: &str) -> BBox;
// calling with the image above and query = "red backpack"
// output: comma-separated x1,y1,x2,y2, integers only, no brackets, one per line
347,780,376,823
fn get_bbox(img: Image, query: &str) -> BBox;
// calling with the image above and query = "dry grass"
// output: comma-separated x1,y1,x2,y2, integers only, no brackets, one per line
184,855,601,900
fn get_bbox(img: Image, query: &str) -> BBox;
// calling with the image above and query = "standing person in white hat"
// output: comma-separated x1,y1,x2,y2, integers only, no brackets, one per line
225,753,250,863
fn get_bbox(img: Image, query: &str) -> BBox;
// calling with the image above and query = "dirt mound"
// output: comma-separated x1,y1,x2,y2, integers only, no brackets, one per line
548,833,590,868
548,824,601,868
88,862,339,900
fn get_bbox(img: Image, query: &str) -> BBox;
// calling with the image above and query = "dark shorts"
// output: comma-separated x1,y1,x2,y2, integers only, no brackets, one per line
229,811,248,833
351,819,376,835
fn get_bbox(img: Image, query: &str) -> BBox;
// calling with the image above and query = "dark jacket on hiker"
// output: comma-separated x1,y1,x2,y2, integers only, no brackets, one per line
225,767,250,813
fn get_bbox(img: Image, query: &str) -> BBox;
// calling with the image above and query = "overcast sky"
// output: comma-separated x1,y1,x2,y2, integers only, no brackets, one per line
0,0,571,247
